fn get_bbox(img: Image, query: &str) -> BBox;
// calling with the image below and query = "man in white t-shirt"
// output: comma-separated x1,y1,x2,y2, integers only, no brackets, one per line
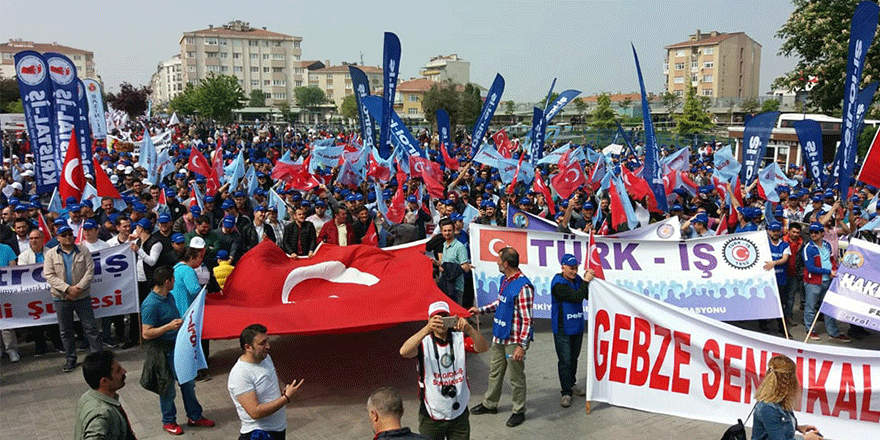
228,324,304,440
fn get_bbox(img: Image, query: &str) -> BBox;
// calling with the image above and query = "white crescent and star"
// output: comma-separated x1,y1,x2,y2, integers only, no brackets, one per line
281,261,380,304
64,158,82,191
564,168,581,183
488,238,506,257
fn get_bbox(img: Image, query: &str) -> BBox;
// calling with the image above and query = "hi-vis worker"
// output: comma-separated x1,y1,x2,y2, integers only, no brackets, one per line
550,253,594,408
400,301,488,440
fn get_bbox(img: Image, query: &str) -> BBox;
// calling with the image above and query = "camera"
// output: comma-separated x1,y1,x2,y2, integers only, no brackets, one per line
441,384,457,398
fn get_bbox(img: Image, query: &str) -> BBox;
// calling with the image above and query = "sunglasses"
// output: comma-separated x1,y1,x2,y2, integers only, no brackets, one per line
58,232,73,237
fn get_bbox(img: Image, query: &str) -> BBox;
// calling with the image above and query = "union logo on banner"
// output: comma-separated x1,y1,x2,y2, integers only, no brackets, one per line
47,56,75,85
478,229,528,264
721,237,759,270
87,82,97,92
16,54,46,86
656,223,676,239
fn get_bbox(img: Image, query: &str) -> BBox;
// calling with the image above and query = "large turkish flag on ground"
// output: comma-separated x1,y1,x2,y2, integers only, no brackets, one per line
203,240,466,338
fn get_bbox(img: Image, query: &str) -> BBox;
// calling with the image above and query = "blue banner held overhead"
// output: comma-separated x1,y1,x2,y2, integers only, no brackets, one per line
436,108,454,160
140,125,158,184
632,44,667,212
834,80,879,188
837,1,880,195
792,119,824,186
45,53,81,180
529,108,547,163
470,73,505,159
362,95,425,160
348,66,376,151
739,111,780,185
75,79,94,176
543,89,581,123
379,32,401,160
14,51,57,195
543,78,557,112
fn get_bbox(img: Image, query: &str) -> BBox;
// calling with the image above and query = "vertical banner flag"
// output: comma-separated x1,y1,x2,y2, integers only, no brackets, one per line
632,44,667,212
379,32,401,160
140,126,158,184
361,95,425,159
174,287,208,385
542,78,557,111
857,124,880,187
14,50,57,194
83,78,108,140
436,109,457,169
739,111,780,185
45,53,80,180
75,79,94,176
348,66,376,151
529,107,547,163
834,80,879,187
543,89,581,124
792,119,824,185
836,1,879,195
470,73,505,159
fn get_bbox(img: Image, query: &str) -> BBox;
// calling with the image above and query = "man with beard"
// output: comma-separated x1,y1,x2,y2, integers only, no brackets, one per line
74,351,136,440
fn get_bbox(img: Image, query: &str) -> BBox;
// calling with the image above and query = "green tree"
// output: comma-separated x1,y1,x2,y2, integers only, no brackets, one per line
774,0,880,113
249,89,265,107
591,93,617,129
169,82,199,116
741,97,760,115
761,99,781,112
504,100,515,123
619,97,633,114
858,125,877,160
340,94,358,120
660,91,681,116
0,76,21,113
294,86,326,111
422,82,461,129
459,84,483,132
278,100,296,122
194,74,245,122
107,82,152,119
675,86,713,135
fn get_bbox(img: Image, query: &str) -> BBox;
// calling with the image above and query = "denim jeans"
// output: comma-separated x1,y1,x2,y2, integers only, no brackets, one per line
803,279,841,337
54,297,102,361
553,332,583,396
784,278,803,320
160,350,204,423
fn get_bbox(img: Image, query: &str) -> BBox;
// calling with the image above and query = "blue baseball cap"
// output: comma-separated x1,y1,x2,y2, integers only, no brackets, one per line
811,195,823,202
222,199,235,209
157,213,172,223
774,207,785,217
809,222,824,232
136,218,152,230
315,200,326,207
254,205,267,212
406,195,417,203
671,204,683,211
355,193,364,201
56,225,73,235
345,194,357,202
519,197,531,205
693,213,709,224
82,219,98,230
204,195,214,204
68,203,81,212
560,253,579,267
222,216,236,228
171,233,186,244
767,222,783,231
189,205,202,216
132,203,147,213
216,250,229,260
583,202,595,210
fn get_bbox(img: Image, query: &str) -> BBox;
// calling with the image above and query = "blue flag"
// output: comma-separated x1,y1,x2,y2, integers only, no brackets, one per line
45,53,81,182
308,141,344,174
373,182,388,216
436,109,454,161
48,187,63,213
362,95,424,159
543,78,557,112
269,188,288,221
379,32,401,160
14,51,57,194
836,1,879,195
75,79,94,176
833,80,879,188
740,111,780,185
245,166,258,195
470,73,505,159
507,205,558,232
140,125,158,184
225,150,246,191
633,44,667,212
349,66,376,151
529,107,547,163
712,145,741,183
174,286,208,385
792,119,824,186
156,148,176,181
543,89,581,123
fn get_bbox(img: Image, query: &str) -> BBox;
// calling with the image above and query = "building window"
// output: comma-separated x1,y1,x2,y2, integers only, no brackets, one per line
674,63,684,70
294,55,300,61
273,67,283,73
691,61,698,69
409,95,419,102
220,52,228,58
234,66,243,72
264,41,270,47
187,52,195,58
263,54,270,60
250,53,258,60
263,67,270,73
295,80,303,87
674,76,685,84
73,55,81,60
702,74,713,82
263,80,270,86
676,49,685,57
186,37,194,44
220,66,229,72
219,39,227,45
294,41,301,48
702,89,713,96
206,52,218,58
663,62,669,71
205,38,217,45
2,52,14,59
250,67,259,73
207,65,220,72
249,41,259,47
273,41,282,47
703,47,714,55
273,53,285,60
703,61,714,69
264,92,271,99
408,108,419,115
251,80,259,87
325,74,332,79
188,65,195,72
294,68,303,74
233,52,241,59
274,93,286,99
273,79,286,86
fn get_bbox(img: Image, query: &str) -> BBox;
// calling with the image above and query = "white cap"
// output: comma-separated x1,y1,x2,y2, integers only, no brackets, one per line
11,182,22,190
189,236,206,249
124,166,134,174
428,301,450,317
110,175,119,184
21,170,34,177
117,164,125,171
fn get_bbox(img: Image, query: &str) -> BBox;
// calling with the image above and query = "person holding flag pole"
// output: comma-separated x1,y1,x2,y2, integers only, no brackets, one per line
550,253,593,408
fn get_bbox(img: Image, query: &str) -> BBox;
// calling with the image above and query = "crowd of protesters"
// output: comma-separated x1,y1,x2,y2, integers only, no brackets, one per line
1,114,878,438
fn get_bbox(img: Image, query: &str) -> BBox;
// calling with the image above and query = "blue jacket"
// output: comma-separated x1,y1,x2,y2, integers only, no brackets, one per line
802,239,836,285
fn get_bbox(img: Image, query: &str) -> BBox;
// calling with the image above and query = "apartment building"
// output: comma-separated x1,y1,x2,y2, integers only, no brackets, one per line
663,30,761,99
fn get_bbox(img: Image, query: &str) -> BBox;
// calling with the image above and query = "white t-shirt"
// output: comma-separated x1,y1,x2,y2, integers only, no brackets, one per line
228,354,286,433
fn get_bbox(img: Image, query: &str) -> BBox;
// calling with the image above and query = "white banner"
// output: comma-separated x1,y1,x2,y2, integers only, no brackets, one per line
83,79,108,140
0,244,139,329
468,224,782,321
586,280,880,439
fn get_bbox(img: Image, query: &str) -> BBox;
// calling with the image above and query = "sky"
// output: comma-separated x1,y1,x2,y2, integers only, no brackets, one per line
2,0,798,101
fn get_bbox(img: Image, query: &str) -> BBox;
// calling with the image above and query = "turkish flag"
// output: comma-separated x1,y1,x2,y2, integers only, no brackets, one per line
362,222,378,246
608,179,628,229
586,229,605,279
59,131,86,203
385,166,408,224
532,170,556,215
621,166,659,213
157,188,167,206
202,240,466,338
367,154,391,182
212,142,225,180
410,156,445,199
858,128,880,187
493,129,513,158
186,147,212,177
507,153,526,195
550,150,584,199
439,142,459,171
715,214,728,236
92,158,122,199
37,212,51,245
597,219,609,236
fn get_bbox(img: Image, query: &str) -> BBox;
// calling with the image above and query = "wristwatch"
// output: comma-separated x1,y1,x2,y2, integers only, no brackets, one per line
518,343,528,351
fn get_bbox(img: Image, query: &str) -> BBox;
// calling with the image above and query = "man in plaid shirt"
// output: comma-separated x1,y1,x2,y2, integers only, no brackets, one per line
468,247,533,427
